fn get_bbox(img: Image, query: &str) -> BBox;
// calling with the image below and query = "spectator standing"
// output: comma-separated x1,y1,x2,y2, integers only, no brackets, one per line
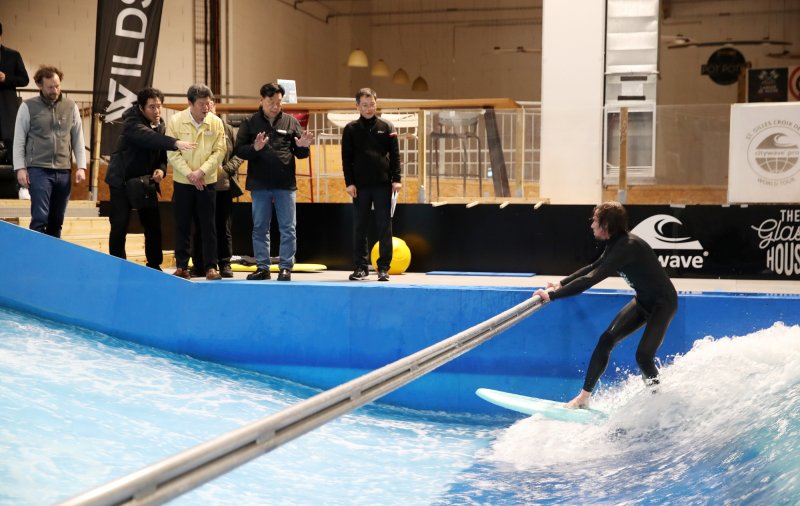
341,88,402,282
166,84,226,281
105,87,195,270
0,21,29,168
13,66,86,237
234,82,313,281
191,99,243,278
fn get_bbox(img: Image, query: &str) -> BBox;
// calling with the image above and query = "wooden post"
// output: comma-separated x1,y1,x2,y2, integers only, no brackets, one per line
417,109,427,203
618,107,628,204
90,113,103,202
515,108,525,198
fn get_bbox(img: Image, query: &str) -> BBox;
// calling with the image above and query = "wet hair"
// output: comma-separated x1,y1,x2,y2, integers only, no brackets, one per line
593,201,629,238
33,65,64,86
187,83,214,103
355,88,377,104
136,87,165,109
260,82,286,98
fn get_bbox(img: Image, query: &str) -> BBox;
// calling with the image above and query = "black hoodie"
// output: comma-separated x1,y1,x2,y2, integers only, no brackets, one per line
104,105,177,189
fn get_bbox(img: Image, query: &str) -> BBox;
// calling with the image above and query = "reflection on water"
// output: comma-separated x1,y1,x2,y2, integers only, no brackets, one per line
2,307,798,505
0,308,498,505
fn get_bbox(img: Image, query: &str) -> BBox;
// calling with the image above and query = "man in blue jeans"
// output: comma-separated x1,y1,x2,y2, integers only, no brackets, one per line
13,65,86,238
235,82,314,281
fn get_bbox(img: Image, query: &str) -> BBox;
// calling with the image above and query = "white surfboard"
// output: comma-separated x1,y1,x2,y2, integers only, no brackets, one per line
476,388,607,424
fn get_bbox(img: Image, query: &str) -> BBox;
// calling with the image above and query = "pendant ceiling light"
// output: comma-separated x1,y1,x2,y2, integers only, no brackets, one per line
371,59,391,77
392,68,410,85
411,76,429,91
347,48,369,67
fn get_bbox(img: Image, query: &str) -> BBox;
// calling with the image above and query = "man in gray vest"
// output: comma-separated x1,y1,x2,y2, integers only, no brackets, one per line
13,65,86,238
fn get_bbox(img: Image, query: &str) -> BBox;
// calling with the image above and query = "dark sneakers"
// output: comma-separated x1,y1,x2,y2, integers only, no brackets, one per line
349,267,369,280
247,268,271,280
377,269,390,282
219,264,234,278
277,268,292,281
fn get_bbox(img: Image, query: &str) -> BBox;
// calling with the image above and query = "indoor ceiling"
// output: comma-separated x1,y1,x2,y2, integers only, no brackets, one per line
274,0,542,25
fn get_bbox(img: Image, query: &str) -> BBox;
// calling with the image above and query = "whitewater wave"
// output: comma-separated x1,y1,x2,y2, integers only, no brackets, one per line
476,322,800,504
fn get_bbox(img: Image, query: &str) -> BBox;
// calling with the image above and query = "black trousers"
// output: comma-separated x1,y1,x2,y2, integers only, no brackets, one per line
108,185,163,268
173,182,217,270
192,189,233,269
352,185,392,270
583,297,677,392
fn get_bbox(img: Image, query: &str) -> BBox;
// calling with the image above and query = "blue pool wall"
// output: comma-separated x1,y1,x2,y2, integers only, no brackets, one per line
1,220,798,413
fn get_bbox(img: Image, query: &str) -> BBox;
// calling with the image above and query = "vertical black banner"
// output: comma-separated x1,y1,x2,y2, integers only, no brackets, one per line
92,0,164,156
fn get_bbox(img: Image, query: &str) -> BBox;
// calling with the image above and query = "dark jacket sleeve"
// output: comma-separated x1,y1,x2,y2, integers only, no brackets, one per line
550,245,627,301
0,49,29,89
341,124,354,187
125,117,177,152
388,123,401,183
234,116,259,160
289,117,310,160
222,123,243,176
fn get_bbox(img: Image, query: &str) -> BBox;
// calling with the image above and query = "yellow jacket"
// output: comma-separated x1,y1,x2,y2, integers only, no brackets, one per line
166,109,226,185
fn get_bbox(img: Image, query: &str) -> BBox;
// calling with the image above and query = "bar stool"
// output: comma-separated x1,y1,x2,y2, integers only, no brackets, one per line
428,110,483,200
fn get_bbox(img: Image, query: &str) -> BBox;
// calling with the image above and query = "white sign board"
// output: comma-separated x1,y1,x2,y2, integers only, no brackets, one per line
728,103,800,203
278,79,298,104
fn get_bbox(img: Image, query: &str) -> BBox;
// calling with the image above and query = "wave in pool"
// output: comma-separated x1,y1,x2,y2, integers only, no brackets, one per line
445,322,800,505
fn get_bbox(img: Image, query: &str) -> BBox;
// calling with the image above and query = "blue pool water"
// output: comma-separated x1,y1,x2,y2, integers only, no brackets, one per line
1,307,799,505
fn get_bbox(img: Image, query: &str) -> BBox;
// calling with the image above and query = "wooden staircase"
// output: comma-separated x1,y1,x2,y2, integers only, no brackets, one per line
1,199,174,267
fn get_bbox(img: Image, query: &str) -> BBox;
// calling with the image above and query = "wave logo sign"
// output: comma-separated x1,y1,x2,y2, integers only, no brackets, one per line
631,215,707,269
747,126,800,186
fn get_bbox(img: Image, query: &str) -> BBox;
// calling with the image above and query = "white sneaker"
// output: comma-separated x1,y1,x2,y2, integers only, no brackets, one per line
18,187,30,200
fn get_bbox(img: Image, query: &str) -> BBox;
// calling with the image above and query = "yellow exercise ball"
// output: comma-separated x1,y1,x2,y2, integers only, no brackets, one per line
371,236,412,275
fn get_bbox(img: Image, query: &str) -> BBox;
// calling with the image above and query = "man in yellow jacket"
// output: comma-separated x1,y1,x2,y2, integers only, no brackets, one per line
167,84,226,280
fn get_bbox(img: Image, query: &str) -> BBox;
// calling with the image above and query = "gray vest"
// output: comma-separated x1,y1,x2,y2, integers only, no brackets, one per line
23,95,77,170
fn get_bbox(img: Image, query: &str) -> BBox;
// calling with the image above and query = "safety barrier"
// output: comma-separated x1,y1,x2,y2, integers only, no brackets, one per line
58,294,545,506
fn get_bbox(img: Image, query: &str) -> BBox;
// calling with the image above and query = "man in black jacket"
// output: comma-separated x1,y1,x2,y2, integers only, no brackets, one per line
234,82,313,281
105,87,195,270
0,22,29,166
342,88,402,281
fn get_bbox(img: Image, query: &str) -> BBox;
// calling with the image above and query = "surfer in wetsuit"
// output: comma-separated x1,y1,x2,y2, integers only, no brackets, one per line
534,201,677,409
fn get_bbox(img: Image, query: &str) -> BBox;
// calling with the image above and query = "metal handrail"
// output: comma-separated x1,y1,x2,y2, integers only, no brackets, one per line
59,295,545,506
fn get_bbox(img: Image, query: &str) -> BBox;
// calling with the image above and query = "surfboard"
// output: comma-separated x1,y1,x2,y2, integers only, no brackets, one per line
231,263,327,273
475,388,607,424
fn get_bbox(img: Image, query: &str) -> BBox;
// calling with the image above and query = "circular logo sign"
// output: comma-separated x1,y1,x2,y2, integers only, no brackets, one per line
790,66,800,101
747,127,800,181
702,48,746,85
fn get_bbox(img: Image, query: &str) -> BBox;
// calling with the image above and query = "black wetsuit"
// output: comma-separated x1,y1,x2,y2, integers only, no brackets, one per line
550,232,678,392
